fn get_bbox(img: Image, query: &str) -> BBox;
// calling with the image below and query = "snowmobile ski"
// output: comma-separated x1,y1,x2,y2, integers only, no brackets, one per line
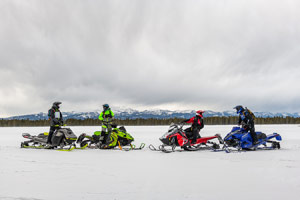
148,144,178,153
21,143,76,151
119,143,145,151
75,143,88,150
57,145,76,151
148,144,163,151
21,143,45,149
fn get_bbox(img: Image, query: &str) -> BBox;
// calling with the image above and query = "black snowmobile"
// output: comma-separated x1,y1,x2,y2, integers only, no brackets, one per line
76,124,145,151
21,127,78,151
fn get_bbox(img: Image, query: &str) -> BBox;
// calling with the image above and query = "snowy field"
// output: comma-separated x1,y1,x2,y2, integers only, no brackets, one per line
0,125,300,200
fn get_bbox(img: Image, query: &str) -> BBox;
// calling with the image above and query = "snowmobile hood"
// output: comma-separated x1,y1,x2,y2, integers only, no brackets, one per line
224,127,245,141
275,134,282,141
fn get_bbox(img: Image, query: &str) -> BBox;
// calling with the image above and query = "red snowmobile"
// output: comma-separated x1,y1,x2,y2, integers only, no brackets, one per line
149,123,224,153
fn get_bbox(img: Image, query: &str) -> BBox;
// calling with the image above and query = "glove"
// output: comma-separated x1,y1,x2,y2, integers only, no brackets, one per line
103,118,111,123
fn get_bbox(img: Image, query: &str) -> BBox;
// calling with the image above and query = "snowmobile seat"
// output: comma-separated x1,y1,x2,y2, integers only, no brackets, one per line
184,127,194,139
257,132,267,140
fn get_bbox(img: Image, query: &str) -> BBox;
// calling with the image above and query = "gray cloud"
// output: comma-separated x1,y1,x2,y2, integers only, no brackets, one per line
1,0,300,116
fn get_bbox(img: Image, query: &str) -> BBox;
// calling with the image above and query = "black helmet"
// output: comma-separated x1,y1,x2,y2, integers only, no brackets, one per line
53,101,62,109
233,105,244,114
103,104,109,110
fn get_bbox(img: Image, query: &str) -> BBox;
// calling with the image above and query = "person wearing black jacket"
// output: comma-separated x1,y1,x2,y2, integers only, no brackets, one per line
46,102,63,144
234,105,258,144
182,110,205,143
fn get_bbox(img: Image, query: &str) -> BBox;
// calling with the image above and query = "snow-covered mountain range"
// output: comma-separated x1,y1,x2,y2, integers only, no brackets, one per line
3,108,300,120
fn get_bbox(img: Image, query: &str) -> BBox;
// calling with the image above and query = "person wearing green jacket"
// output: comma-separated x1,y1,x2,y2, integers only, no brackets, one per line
98,104,115,146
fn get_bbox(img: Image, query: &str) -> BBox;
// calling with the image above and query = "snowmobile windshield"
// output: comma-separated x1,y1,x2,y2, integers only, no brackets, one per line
161,125,179,140
168,123,178,133
225,127,244,140
160,132,170,140
224,132,235,140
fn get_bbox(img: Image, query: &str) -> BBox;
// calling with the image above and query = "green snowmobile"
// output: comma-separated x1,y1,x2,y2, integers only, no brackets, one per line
76,124,145,151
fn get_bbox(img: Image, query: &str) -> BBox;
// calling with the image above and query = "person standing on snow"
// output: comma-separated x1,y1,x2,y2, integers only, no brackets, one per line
182,110,205,144
47,102,63,145
98,104,115,147
234,105,258,145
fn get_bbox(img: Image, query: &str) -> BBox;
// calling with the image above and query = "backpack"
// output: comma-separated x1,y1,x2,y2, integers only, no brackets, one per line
245,107,255,120
48,109,52,119
48,108,56,119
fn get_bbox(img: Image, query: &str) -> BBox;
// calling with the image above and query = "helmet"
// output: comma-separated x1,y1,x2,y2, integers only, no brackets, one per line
52,101,62,109
103,104,109,110
196,110,205,117
233,105,244,114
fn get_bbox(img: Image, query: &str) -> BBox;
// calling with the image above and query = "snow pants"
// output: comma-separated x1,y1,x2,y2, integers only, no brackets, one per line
47,126,59,144
245,121,257,143
192,127,201,142
102,123,112,144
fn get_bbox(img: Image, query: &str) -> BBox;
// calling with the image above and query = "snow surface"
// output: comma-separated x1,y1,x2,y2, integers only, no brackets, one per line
0,125,300,200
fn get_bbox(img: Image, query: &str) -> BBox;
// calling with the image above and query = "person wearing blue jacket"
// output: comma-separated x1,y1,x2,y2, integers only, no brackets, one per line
234,105,258,144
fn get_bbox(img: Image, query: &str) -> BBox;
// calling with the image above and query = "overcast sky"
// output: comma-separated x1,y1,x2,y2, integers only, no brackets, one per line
0,0,300,117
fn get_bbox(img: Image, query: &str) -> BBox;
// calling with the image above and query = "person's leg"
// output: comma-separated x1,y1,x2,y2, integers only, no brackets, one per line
184,127,193,139
192,127,200,143
105,124,112,145
47,126,55,144
249,122,258,144
101,125,108,143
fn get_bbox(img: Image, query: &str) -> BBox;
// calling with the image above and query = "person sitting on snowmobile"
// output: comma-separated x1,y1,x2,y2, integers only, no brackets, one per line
234,105,258,145
182,110,205,143
98,104,115,148
47,101,64,145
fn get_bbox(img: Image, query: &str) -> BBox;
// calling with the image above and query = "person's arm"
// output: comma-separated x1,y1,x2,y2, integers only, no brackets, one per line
98,112,104,121
50,109,59,125
185,117,195,124
110,110,115,119
245,112,253,125
238,115,242,125
199,118,204,129
59,111,64,125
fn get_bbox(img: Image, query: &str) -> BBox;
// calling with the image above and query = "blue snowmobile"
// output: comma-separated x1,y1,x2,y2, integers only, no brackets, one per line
223,126,282,152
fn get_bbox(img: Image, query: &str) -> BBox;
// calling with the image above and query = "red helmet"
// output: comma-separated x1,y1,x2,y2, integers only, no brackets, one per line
196,110,205,117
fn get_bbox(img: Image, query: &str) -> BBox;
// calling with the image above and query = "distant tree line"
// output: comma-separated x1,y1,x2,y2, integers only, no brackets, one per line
0,116,300,127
